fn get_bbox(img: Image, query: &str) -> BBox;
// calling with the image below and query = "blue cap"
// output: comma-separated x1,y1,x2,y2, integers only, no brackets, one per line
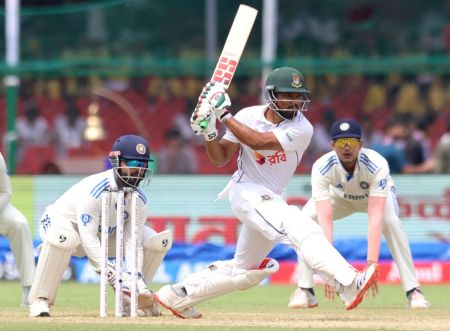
111,134,153,162
330,119,362,140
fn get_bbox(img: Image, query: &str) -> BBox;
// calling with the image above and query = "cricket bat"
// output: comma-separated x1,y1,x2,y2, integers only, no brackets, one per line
200,4,258,129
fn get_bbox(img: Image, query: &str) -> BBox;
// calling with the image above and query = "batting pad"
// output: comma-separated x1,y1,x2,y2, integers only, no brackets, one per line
168,258,279,311
142,229,172,283
29,226,80,305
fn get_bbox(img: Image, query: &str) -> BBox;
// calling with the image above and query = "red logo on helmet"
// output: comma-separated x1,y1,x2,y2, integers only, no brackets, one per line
109,151,121,157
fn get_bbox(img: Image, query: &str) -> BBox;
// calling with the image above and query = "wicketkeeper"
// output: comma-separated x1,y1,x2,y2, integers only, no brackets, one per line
29,134,172,317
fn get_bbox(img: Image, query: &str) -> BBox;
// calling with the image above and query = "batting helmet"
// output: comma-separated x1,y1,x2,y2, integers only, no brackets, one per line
265,67,310,94
265,67,310,118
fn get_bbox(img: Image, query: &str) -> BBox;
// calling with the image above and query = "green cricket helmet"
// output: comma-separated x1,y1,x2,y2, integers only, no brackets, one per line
265,67,310,119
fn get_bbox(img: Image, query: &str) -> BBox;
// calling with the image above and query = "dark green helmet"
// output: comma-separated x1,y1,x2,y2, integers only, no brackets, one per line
265,67,310,94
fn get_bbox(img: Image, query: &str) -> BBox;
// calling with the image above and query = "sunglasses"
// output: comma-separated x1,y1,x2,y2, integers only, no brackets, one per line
334,138,360,148
124,159,148,168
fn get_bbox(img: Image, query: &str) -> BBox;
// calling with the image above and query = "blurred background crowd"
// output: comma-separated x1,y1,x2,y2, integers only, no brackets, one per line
1,0,450,175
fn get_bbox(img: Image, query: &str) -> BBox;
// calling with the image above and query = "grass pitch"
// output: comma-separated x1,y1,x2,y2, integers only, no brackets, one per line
0,281,449,331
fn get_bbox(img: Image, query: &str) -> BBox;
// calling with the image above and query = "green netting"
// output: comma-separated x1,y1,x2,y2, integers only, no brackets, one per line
1,0,449,77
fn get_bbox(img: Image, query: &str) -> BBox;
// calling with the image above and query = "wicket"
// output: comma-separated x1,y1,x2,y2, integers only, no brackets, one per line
100,188,139,317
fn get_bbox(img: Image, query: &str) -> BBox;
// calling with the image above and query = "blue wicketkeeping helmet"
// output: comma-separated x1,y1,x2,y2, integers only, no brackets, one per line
109,134,153,187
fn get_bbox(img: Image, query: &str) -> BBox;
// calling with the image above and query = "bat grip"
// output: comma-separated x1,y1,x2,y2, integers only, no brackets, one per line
200,119,208,130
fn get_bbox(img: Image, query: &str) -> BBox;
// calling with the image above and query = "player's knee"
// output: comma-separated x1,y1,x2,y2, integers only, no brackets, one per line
45,226,81,251
143,229,172,252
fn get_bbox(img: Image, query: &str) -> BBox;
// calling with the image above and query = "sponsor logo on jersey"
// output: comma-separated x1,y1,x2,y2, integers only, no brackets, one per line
80,213,92,226
286,132,293,142
268,150,287,165
254,151,265,165
378,179,387,190
97,225,117,234
360,181,369,189
343,193,369,200
261,194,273,201
335,183,344,190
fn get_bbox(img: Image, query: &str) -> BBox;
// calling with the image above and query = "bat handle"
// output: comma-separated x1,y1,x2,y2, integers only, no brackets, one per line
200,119,208,130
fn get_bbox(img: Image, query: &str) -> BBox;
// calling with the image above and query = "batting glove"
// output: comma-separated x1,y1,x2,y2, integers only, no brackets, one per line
190,99,218,140
201,82,232,122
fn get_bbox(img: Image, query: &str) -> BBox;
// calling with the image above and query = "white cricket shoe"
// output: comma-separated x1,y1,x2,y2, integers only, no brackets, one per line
288,288,318,308
340,263,379,311
408,289,430,309
29,298,50,317
154,285,202,319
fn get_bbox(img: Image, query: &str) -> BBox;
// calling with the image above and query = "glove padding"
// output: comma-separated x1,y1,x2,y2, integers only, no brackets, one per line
122,272,162,317
201,81,232,122
190,99,218,141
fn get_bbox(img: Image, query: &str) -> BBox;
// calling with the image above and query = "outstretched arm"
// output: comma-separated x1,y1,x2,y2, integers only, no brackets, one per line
367,196,385,263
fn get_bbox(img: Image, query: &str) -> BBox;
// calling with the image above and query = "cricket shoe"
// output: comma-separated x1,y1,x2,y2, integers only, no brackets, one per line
288,288,318,309
340,263,379,311
29,298,50,317
154,285,202,319
408,289,430,309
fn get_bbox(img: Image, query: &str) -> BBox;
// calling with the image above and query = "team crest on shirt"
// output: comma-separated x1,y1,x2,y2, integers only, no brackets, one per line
360,181,369,189
261,194,273,201
80,214,92,225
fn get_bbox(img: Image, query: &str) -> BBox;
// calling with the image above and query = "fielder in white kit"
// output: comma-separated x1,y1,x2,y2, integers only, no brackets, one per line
29,135,172,317
288,119,430,309
155,67,378,319
0,152,35,306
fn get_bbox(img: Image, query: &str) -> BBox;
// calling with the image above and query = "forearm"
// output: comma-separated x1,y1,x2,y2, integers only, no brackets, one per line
315,200,333,243
205,139,230,167
367,196,385,262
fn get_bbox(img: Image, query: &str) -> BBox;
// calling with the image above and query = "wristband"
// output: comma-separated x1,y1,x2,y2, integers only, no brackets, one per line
219,111,233,123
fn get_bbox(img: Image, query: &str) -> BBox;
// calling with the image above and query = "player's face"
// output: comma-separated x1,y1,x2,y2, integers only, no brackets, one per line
332,138,362,166
271,92,309,119
119,159,148,187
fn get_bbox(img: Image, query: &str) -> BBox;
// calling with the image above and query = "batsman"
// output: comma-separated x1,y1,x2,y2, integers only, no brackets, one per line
28,134,172,317
155,67,379,318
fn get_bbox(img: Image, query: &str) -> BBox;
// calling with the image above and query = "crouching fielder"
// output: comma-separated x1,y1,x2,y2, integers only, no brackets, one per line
288,119,429,309
29,135,172,317
155,68,379,319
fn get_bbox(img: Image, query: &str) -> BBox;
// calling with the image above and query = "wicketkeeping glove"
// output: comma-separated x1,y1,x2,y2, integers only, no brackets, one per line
201,82,232,122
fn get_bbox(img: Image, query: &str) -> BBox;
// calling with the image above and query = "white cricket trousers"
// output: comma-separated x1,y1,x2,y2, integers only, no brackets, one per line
297,189,420,291
228,181,357,286
0,203,35,286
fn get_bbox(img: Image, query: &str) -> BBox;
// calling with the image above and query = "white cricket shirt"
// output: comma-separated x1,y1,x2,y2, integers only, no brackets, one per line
223,105,313,195
311,148,393,204
44,169,147,271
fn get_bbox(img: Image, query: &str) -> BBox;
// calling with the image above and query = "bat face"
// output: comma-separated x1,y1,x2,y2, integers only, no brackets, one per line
210,4,258,89
211,56,238,89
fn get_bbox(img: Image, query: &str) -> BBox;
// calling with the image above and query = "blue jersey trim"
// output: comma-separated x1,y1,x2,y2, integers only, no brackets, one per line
360,153,377,174
319,156,338,175
90,178,110,199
